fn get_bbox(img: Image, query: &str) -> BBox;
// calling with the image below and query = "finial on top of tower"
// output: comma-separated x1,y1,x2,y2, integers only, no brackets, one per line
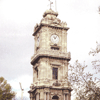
48,0,53,9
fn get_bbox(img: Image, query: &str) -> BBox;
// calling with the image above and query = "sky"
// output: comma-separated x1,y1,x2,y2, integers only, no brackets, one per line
0,0,100,99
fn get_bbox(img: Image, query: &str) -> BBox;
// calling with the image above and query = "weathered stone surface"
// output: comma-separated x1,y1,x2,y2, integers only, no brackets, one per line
28,9,72,100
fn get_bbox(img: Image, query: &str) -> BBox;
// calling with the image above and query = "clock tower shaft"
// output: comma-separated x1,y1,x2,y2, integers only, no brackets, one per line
28,9,72,100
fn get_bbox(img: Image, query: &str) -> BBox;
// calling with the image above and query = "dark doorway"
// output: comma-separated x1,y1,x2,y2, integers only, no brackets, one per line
52,95,59,100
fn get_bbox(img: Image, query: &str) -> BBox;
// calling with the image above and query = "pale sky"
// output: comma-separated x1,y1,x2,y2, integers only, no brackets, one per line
0,0,100,99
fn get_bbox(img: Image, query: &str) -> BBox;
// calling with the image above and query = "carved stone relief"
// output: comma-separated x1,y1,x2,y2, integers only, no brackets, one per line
41,27,48,32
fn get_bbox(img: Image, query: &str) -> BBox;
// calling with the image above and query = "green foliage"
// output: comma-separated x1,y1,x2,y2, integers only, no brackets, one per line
69,60,100,100
69,42,100,100
0,77,16,100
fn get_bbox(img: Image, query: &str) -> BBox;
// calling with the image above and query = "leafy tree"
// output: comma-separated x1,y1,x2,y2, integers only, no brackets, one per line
13,97,29,100
69,42,100,100
0,77,16,100
89,42,100,73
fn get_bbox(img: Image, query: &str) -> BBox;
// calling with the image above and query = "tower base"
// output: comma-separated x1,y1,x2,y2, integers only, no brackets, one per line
28,86,72,100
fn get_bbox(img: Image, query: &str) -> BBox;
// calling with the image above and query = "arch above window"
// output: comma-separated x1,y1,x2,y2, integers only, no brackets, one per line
52,95,59,100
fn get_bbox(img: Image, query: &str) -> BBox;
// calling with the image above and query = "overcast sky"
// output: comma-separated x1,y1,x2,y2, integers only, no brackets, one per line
0,0,100,99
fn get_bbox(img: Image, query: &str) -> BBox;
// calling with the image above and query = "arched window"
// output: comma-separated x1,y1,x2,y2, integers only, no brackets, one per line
52,95,59,100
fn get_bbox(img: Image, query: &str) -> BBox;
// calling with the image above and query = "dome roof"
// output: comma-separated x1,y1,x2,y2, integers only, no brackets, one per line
43,9,58,17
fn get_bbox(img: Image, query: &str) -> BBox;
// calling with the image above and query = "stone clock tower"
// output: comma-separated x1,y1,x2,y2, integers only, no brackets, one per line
28,9,72,100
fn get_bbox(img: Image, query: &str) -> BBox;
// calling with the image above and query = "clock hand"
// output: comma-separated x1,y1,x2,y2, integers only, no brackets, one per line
54,35,57,39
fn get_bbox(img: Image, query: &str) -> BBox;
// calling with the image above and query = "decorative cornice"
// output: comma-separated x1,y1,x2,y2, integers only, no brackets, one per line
28,85,72,93
33,9,69,36
50,62,61,66
31,50,71,65
33,23,69,36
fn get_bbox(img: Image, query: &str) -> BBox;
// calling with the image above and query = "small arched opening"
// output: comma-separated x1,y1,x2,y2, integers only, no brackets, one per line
52,95,59,100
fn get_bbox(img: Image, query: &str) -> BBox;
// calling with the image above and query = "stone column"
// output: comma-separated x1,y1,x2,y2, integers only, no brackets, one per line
44,92,46,100
66,93,70,100
34,37,36,54
47,93,49,100
67,94,69,100
69,92,71,100
47,60,48,79
30,98,32,100
30,93,33,100
65,94,67,100
64,94,70,100
63,94,65,100
33,68,35,83
36,93,39,100
40,91,44,100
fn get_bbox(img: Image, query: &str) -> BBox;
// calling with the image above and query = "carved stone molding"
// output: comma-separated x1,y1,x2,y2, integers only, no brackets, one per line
53,80,61,86
50,62,61,66
33,63,39,69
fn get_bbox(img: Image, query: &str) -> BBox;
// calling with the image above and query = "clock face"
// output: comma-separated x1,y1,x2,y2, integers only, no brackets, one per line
51,34,59,44
37,37,39,46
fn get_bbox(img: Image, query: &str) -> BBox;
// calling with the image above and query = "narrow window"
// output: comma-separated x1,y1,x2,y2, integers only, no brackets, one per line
35,67,38,78
52,67,58,79
51,47,59,50
37,69,38,78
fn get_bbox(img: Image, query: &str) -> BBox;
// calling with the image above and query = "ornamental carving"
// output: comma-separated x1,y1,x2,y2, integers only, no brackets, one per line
53,80,61,86
41,27,48,32
61,21,67,27
40,10,68,29
34,23,39,32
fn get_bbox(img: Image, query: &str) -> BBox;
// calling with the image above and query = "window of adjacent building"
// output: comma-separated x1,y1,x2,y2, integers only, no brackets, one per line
52,67,58,79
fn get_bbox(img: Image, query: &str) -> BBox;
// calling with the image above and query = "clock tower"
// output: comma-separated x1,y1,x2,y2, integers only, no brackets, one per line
28,9,72,100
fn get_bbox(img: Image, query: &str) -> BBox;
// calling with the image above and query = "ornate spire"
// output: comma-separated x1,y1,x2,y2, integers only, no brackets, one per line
48,0,53,9
43,9,58,17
